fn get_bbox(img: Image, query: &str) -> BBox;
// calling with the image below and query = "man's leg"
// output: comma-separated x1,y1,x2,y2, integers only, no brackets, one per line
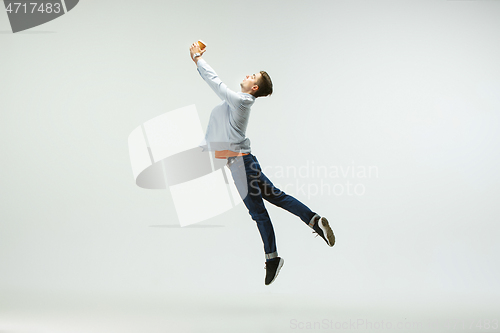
228,154,285,285
228,154,278,260
251,155,335,246
247,155,318,227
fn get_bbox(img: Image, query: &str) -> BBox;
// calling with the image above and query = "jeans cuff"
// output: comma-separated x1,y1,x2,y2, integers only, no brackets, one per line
309,213,320,228
265,251,278,260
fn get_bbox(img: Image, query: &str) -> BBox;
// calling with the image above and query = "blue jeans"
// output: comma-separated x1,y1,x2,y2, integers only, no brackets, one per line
228,154,317,261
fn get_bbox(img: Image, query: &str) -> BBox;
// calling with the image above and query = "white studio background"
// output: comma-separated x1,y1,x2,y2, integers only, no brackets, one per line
1,1,499,332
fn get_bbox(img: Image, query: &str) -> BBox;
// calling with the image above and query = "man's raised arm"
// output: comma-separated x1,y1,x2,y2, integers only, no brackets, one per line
189,43,248,110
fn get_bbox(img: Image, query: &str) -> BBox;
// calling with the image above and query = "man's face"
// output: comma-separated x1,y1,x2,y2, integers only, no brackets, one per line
240,72,262,94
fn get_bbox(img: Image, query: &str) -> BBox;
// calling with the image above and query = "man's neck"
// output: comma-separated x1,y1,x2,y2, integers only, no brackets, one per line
241,90,255,97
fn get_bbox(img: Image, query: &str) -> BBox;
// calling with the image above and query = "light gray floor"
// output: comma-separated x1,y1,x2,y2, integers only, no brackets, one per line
1,288,498,333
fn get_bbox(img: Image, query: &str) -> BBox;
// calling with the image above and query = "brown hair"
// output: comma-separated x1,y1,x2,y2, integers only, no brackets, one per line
253,71,273,98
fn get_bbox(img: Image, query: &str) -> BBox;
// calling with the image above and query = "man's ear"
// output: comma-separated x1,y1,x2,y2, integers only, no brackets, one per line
252,85,259,92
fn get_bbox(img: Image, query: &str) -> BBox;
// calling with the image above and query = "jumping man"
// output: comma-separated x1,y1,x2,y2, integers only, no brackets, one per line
190,42,335,285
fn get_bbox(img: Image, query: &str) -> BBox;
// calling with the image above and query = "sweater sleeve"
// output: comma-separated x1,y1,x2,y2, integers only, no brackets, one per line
196,59,247,110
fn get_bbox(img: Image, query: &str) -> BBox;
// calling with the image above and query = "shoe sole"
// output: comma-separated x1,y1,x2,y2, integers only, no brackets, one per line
267,258,284,285
319,217,335,247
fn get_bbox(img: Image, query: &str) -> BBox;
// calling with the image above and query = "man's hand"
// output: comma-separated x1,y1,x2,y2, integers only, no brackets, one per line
190,42,206,64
